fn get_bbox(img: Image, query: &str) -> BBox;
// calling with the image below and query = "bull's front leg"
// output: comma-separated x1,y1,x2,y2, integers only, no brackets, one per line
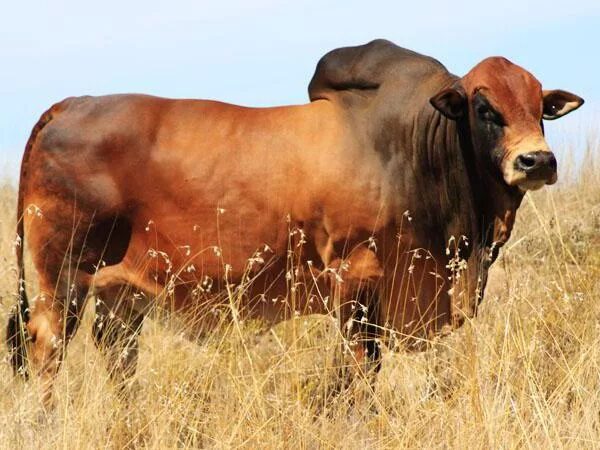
330,246,383,393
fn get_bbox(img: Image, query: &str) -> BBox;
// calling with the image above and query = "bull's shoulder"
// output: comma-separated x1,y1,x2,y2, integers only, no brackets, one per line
308,39,448,101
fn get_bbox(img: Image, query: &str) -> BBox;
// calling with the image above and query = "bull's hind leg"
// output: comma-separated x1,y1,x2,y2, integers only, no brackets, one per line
23,270,91,407
5,201,93,407
19,206,95,404
10,201,131,407
92,285,145,389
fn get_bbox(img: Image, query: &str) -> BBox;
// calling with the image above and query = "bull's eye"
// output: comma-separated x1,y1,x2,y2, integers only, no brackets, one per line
473,91,505,127
477,105,504,126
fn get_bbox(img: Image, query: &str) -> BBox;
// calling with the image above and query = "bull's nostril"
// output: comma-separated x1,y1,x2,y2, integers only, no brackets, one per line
514,151,558,179
516,153,537,170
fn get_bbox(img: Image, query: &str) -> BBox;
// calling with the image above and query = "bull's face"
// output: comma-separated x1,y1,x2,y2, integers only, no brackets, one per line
430,57,584,191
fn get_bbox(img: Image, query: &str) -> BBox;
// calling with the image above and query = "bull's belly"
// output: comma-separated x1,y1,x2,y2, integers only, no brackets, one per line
94,232,460,348
95,249,332,333
91,200,331,324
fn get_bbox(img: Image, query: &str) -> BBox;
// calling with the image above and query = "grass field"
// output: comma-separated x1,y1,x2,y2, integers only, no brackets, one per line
0,145,599,449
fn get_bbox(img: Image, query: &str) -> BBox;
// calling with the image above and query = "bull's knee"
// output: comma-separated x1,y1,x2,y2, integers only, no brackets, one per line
26,304,62,375
330,246,383,298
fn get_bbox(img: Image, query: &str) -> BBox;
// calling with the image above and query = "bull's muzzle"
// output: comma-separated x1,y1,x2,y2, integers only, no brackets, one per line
514,150,558,186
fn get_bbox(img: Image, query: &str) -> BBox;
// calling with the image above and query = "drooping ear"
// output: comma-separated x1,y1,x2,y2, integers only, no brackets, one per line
542,89,584,120
430,86,467,120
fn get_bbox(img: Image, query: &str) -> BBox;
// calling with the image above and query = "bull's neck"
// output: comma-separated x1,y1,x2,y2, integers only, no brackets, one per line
410,105,523,258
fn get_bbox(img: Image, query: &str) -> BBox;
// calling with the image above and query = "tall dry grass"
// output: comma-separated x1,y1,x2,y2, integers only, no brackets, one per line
0,143,599,449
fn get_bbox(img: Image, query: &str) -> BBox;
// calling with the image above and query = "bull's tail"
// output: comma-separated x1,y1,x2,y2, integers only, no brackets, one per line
6,183,30,377
6,105,56,377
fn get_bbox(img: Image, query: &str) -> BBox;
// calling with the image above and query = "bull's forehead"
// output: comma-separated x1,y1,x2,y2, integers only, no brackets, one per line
463,57,543,122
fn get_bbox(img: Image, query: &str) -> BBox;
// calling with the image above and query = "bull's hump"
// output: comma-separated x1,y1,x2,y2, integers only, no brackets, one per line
308,39,448,102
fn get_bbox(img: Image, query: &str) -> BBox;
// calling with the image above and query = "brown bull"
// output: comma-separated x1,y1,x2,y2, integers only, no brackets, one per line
7,39,583,404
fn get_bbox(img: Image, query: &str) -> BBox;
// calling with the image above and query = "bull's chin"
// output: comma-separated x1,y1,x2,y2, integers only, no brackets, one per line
516,179,549,191
503,168,557,192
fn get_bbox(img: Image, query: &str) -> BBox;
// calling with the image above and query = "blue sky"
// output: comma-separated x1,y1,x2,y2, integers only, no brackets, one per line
1,1,598,179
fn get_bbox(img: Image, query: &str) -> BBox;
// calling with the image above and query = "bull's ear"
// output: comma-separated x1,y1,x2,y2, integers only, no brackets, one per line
430,87,467,120
543,89,584,120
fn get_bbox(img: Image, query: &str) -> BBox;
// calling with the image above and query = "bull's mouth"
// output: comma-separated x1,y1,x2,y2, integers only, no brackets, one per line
503,150,558,191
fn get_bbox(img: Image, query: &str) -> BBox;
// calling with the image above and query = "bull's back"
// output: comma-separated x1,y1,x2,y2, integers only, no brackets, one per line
24,94,267,212
28,94,327,208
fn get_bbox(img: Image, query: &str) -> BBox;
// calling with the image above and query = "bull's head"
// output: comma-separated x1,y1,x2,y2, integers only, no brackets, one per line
430,57,584,191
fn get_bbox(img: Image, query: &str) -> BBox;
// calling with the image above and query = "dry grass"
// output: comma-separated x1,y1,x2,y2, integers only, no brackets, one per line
0,145,600,449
